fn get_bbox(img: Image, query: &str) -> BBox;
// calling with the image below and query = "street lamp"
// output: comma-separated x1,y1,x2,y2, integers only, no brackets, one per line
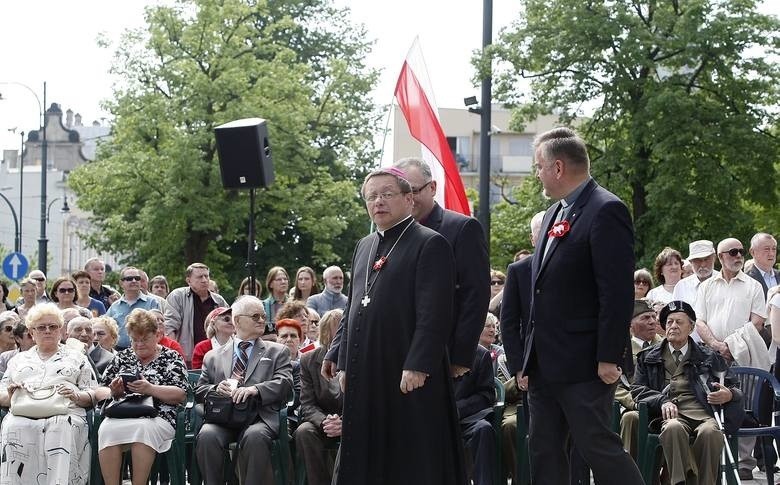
0,192,20,252
0,81,48,272
46,196,70,222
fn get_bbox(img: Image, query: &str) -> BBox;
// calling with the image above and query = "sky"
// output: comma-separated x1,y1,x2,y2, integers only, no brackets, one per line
0,0,519,153
0,0,777,153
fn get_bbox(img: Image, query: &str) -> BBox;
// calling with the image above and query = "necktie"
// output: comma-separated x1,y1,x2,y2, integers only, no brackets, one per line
673,350,682,366
642,341,650,349
232,341,252,381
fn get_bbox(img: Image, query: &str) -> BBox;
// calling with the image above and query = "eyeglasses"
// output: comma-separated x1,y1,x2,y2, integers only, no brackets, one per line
634,280,650,286
122,275,142,282
363,191,402,203
217,315,233,322
411,181,432,195
32,323,60,333
2,326,13,333
31,277,45,282
130,334,157,345
235,313,266,323
57,287,76,293
490,280,504,286
720,248,745,257
309,319,319,324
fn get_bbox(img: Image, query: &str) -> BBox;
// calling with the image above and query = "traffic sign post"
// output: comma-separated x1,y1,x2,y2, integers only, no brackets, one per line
2,252,29,281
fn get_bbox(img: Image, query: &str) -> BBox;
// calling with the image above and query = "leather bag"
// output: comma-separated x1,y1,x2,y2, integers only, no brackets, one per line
10,386,70,419
102,394,158,419
204,392,259,429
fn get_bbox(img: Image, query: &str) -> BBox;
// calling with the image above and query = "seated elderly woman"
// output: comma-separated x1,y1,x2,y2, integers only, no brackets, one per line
0,303,102,484
92,315,120,352
0,311,20,355
191,306,235,370
294,309,344,485
0,318,34,374
632,300,744,485
98,308,188,485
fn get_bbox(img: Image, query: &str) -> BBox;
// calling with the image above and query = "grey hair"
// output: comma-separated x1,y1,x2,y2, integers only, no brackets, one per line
323,266,342,279
232,295,265,318
750,232,777,250
533,127,589,170
394,157,433,181
67,316,91,332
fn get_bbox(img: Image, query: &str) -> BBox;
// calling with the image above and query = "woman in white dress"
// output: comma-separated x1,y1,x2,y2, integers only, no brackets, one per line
0,303,101,485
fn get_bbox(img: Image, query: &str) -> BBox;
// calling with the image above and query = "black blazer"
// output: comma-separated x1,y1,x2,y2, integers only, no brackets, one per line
422,203,490,369
523,179,634,383
500,257,533,376
746,265,780,298
453,345,495,422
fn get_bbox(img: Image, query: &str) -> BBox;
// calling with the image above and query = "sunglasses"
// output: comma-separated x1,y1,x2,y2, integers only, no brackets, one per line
57,287,76,293
634,280,650,286
122,275,142,282
235,313,265,323
217,315,233,322
2,326,13,333
720,248,745,257
310,319,319,324
490,280,504,286
31,277,45,282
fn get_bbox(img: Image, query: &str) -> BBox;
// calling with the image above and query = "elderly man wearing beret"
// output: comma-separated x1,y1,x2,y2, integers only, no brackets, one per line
632,301,744,485
616,300,665,457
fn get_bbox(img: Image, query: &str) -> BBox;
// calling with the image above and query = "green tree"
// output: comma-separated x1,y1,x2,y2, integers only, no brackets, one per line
490,175,547,270
69,0,381,289
484,0,780,267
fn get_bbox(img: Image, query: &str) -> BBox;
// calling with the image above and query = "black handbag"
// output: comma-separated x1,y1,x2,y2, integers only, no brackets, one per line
204,392,259,429
102,394,159,419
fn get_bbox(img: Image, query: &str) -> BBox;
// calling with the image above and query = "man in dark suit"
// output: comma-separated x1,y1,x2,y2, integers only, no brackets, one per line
394,157,490,377
195,295,293,485
747,232,778,297
453,344,496,485
515,127,642,484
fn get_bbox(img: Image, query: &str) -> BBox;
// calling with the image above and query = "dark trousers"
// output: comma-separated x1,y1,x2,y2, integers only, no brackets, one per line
528,375,643,485
195,420,276,485
461,418,495,485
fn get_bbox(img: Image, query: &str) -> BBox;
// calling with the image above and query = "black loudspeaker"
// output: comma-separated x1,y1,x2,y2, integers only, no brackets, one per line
214,118,274,189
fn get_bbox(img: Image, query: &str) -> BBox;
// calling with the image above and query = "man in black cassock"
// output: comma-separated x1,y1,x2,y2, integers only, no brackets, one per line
322,167,464,485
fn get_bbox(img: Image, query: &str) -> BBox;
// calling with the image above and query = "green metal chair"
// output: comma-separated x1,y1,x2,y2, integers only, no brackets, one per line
185,370,203,485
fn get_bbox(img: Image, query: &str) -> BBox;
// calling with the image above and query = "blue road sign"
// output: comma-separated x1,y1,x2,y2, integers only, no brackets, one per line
2,252,29,281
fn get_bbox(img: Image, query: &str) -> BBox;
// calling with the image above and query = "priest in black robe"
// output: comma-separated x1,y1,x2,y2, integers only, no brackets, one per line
324,167,464,485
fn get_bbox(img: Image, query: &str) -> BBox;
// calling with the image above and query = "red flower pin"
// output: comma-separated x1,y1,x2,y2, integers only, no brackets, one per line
548,220,570,238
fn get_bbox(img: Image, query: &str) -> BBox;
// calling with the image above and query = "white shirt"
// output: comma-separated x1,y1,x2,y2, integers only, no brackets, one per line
671,271,720,306
646,285,675,305
667,342,689,362
694,271,767,341
756,266,778,290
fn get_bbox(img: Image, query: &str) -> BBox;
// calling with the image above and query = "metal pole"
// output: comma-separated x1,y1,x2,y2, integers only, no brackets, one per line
478,0,493,249
0,193,20,252
38,81,47,273
19,131,24,253
246,188,257,295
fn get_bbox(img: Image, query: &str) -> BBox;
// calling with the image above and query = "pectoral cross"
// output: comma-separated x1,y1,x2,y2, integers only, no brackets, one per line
361,294,371,307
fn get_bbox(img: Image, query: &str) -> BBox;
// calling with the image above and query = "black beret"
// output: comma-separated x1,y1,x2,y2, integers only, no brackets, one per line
659,300,696,329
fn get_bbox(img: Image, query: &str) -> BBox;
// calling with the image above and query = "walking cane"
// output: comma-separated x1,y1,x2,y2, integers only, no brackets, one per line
697,374,742,485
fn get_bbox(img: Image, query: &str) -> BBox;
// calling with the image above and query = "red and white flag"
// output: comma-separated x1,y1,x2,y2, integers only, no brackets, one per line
391,39,471,216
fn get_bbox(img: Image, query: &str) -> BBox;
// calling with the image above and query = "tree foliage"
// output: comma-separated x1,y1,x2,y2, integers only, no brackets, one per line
483,0,780,267
69,0,381,292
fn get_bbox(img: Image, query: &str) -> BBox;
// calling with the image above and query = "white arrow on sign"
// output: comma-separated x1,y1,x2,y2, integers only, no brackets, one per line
9,254,22,279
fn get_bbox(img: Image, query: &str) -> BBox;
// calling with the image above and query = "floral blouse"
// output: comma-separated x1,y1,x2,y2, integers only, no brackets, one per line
101,345,188,429
0,344,97,417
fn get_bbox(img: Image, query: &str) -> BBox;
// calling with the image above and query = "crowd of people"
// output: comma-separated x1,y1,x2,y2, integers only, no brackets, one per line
0,148,776,485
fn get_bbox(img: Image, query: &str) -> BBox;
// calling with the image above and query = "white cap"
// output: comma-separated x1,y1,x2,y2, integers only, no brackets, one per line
688,240,715,260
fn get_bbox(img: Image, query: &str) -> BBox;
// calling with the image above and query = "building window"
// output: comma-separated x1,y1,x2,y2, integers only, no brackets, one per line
447,136,472,171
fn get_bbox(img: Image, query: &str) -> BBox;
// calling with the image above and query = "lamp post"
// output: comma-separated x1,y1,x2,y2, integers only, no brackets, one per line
0,81,46,270
478,0,493,248
0,192,20,252
46,196,70,222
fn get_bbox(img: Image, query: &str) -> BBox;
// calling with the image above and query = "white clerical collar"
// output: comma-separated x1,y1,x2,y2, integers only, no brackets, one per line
377,215,414,237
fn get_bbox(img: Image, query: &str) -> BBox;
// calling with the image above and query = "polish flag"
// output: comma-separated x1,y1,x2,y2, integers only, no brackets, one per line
392,40,471,216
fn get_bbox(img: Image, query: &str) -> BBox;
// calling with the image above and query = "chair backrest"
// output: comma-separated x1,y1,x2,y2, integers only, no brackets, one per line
729,366,780,417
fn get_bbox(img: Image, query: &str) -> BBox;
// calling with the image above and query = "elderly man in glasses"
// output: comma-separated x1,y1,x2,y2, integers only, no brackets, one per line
105,267,160,351
694,237,768,480
15,270,51,305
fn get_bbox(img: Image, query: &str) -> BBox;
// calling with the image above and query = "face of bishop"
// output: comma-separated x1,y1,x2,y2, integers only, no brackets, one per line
362,175,414,231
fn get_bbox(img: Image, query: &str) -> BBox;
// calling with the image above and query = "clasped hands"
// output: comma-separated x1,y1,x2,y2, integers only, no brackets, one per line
322,414,343,438
216,380,258,403
108,376,154,398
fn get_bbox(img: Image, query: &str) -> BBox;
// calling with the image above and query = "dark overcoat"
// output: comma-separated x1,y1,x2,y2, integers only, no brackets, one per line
333,218,464,485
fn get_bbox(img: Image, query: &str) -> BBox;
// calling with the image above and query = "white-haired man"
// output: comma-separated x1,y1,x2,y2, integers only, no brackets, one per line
306,266,346,315
746,232,778,298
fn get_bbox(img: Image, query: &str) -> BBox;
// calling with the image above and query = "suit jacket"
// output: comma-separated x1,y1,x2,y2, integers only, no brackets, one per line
746,265,780,298
453,345,495,423
523,178,634,383
421,202,490,369
500,257,533,376
299,345,343,429
89,344,114,378
195,338,293,435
